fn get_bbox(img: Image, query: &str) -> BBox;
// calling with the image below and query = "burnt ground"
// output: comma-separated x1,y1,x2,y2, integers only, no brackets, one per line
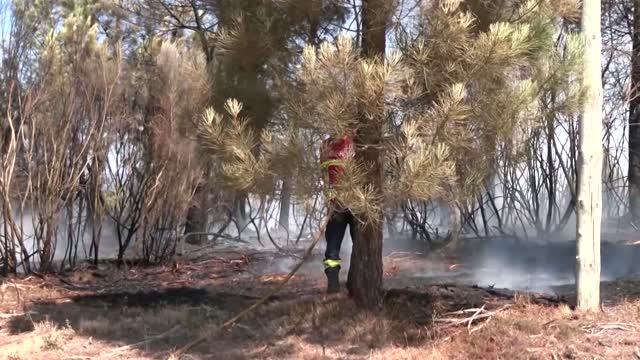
0,240,639,360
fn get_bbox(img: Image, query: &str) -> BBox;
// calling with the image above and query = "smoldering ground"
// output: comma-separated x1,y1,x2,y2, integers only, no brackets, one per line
462,238,640,293
384,234,640,294
8,202,640,295
227,220,640,295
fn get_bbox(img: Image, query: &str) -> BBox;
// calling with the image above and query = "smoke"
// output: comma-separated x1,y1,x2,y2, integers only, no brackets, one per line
6,205,121,271
255,230,354,276
9,195,637,296
377,214,640,295
459,238,640,294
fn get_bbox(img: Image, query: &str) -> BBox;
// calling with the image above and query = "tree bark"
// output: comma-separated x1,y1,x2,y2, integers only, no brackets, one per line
576,0,603,312
279,180,291,231
346,0,389,310
629,0,640,224
233,193,248,230
445,201,462,250
184,182,208,245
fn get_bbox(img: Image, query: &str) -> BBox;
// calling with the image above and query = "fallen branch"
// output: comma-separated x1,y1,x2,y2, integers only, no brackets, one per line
584,322,639,336
436,312,494,325
597,324,633,331
598,322,639,328
170,213,330,358
177,232,250,256
385,251,424,258
189,256,248,267
467,304,486,331
436,304,511,328
443,307,486,316
469,315,492,334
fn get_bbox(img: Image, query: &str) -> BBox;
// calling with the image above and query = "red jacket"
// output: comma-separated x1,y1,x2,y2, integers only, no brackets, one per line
320,136,352,186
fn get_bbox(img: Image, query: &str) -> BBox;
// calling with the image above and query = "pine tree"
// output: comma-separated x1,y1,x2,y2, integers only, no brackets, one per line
196,0,585,309
343,0,391,309
123,0,348,242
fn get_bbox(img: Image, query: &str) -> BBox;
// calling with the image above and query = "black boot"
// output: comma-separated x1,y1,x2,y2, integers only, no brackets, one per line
325,267,340,294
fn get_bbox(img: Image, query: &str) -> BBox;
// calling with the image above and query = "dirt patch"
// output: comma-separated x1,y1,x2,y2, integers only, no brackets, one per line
68,287,261,309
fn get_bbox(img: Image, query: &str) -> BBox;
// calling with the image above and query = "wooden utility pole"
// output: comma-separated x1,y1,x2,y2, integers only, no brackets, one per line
576,0,603,312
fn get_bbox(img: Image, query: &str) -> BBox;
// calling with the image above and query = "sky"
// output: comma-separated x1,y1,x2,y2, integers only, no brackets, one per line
0,1,10,55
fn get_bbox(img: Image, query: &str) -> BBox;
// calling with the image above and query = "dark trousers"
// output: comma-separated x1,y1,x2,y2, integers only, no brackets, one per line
324,209,356,271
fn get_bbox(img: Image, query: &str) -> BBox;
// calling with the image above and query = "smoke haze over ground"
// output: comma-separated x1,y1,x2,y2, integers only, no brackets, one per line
195,217,640,295
382,232,640,294
12,204,640,296
463,238,640,293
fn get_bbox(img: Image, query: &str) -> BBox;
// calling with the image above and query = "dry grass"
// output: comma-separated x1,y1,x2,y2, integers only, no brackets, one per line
0,318,77,359
0,256,639,359
39,320,75,350
429,300,640,360
1,293,639,360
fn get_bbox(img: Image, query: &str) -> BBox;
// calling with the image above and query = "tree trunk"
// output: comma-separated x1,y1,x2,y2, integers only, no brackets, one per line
348,125,384,308
1,212,17,274
39,221,55,272
279,180,291,231
87,154,106,265
445,201,462,250
576,0,603,312
346,0,389,310
233,193,248,230
629,0,640,224
386,212,397,237
184,182,208,245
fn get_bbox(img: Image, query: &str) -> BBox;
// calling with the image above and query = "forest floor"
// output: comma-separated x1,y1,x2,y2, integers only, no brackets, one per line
0,241,639,360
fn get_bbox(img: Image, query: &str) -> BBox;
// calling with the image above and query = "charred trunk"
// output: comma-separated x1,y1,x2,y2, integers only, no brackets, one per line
184,182,208,245
445,201,462,250
233,193,248,230
279,180,291,231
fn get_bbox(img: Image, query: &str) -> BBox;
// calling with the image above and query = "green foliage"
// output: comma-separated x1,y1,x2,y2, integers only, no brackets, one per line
3,0,586,232
400,0,584,197
197,99,274,192
195,0,585,224
210,0,348,132
196,97,310,197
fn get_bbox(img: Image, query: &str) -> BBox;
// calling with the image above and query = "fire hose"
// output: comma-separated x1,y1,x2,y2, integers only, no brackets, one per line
171,214,331,358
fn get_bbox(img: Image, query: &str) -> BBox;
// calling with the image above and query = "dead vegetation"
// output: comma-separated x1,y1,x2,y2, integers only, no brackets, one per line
0,250,638,360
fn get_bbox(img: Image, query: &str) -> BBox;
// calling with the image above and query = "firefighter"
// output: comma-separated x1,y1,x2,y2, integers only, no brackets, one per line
320,134,356,294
